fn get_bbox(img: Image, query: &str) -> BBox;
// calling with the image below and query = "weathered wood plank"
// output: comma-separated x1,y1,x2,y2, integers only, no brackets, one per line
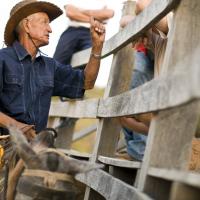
98,44,200,117
57,149,92,159
71,0,181,68
98,156,141,169
49,99,99,119
84,2,138,199
169,182,200,200
72,122,98,142
148,168,200,189
76,169,153,200
137,2,200,199
55,118,78,149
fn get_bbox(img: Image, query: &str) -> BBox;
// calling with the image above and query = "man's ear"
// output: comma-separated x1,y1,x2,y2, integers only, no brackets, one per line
23,18,30,33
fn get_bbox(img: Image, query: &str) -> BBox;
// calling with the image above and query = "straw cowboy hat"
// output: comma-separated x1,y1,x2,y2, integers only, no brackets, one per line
4,0,63,47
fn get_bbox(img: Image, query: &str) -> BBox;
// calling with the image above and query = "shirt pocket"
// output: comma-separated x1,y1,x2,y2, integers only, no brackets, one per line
40,76,54,110
3,74,23,108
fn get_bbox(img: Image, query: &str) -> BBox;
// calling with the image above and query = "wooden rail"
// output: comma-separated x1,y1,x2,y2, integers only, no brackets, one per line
48,0,200,199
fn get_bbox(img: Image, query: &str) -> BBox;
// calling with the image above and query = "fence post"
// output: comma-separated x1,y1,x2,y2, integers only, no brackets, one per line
137,0,200,199
84,1,137,199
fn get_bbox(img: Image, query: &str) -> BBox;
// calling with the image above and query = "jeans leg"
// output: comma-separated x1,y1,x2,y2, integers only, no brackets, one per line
121,51,154,161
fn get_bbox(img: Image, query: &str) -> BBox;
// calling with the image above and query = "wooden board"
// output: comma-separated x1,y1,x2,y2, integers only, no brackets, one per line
98,156,141,169
49,99,99,119
98,46,200,117
137,1,200,200
70,0,181,68
148,168,200,189
76,169,153,200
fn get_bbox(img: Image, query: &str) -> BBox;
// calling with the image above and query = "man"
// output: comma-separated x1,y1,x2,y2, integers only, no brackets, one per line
53,0,114,66
0,0,105,139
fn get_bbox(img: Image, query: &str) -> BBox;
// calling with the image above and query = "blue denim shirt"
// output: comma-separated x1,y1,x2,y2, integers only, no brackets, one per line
0,40,85,135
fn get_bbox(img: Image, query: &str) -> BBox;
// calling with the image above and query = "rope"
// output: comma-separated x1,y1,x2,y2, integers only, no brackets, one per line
22,169,74,188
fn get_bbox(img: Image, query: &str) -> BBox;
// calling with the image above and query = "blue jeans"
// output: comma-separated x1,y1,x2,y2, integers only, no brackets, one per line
53,27,93,65
122,51,154,161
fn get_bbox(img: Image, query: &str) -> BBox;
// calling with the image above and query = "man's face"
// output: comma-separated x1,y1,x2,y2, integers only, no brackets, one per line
27,12,52,47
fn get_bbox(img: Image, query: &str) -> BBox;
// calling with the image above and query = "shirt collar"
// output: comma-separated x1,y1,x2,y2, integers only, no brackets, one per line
13,40,41,61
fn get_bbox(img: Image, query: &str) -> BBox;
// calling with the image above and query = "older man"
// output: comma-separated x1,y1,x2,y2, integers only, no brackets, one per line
0,0,105,139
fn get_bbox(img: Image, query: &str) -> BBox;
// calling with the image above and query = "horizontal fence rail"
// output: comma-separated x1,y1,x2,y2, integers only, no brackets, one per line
76,169,153,200
71,0,181,68
50,45,200,118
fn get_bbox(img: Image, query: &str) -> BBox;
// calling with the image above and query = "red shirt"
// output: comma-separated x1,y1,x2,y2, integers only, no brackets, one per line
137,44,148,56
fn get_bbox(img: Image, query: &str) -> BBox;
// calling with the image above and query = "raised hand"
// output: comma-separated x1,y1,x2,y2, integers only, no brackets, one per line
89,12,106,46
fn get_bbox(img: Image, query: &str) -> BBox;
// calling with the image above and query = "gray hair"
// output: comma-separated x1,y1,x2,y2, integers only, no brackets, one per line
14,14,36,40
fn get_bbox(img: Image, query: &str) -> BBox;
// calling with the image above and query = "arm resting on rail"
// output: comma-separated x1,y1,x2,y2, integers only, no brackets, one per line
81,7,114,22
65,5,114,23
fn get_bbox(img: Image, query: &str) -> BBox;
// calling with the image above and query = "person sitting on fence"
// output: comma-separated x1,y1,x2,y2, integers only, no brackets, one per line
0,0,106,139
53,0,114,128
115,10,155,162
115,0,200,172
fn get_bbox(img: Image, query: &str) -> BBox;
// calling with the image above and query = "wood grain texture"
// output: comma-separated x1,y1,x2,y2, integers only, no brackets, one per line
98,156,141,169
148,168,200,189
138,1,200,198
98,46,200,117
71,0,180,68
76,169,153,200
84,2,138,199
49,99,99,119
55,118,78,149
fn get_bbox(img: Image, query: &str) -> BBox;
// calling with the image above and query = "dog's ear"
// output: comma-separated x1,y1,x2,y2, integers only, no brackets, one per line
7,124,40,168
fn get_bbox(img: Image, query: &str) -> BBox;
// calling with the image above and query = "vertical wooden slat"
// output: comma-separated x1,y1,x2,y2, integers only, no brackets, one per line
84,1,137,199
137,0,200,199
55,118,78,149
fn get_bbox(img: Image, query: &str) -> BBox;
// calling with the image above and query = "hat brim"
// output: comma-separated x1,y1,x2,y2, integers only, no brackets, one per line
4,1,63,47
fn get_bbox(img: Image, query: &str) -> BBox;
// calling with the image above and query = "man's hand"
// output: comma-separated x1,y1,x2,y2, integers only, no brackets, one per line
131,29,152,50
89,12,106,46
20,124,36,140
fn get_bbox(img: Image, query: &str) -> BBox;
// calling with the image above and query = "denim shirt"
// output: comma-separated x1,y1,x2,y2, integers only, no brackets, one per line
0,40,85,134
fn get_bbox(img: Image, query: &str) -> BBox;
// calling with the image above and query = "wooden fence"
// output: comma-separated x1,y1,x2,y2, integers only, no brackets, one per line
47,0,200,199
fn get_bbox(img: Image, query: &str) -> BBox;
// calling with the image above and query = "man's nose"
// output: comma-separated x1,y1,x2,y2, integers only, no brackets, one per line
48,24,52,33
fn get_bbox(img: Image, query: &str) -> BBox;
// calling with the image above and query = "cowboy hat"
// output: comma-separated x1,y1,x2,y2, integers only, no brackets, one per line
4,0,63,47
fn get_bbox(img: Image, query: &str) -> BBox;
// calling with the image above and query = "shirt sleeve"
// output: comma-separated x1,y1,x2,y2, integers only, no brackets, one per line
53,60,85,99
148,12,173,53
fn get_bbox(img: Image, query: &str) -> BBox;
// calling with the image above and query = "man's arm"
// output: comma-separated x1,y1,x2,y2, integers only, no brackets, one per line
0,112,36,138
83,12,105,90
115,117,149,136
65,5,90,22
135,0,168,34
65,5,114,23
81,7,114,21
